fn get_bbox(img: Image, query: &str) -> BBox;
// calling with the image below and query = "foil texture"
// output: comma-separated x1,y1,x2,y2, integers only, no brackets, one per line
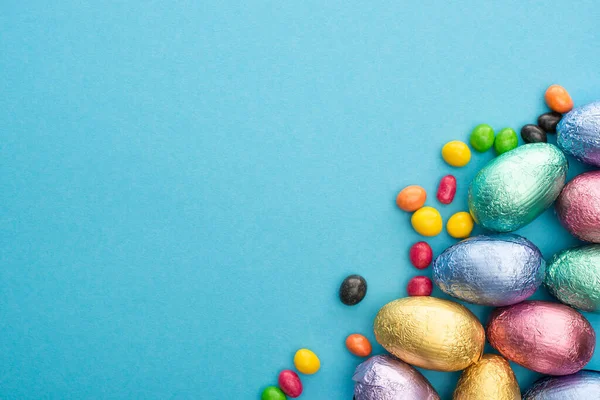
545,245,600,312
374,297,484,372
453,354,520,400
523,370,600,399
556,170,600,243
487,301,595,375
557,101,600,167
468,143,568,232
353,355,440,400
433,234,545,306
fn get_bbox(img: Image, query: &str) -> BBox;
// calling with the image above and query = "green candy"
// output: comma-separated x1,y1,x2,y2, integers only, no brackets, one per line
494,128,518,155
261,386,287,400
470,124,495,152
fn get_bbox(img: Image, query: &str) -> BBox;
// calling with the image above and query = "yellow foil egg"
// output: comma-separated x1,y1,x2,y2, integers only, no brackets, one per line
411,206,443,237
453,354,521,400
373,297,484,371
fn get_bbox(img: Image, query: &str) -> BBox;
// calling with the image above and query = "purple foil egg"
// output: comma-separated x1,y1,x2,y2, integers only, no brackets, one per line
523,370,600,399
353,355,440,400
556,170,600,243
557,101,600,167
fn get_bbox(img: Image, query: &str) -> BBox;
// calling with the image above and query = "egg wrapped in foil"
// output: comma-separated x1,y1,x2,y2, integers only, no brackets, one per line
353,355,440,400
374,296,484,372
556,171,600,243
468,143,568,232
557,101,600,167
523,370,600,399
487,301,595,375
433,234,545,306
545,245,600,312
453,354,520,400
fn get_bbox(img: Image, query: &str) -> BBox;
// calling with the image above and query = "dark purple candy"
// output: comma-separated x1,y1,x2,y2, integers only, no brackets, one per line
339,275,367,305
521,124,547,143
537,112,562,133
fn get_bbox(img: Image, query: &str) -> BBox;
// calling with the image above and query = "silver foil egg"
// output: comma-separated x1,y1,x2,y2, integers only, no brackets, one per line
353,355,440,400
558,101,600,167
555,170,600,243
468,143,568,232
523,370,600,399
433,234,545,306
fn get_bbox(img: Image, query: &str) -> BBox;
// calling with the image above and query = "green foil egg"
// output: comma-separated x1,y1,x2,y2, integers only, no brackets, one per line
468,143,568,232
545,245,600,312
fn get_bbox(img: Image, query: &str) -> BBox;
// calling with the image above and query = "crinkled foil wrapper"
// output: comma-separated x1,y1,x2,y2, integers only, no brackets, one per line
556,171,600,243
453,354,520,400
545,245,600,312
468,143,567,232
487,301,595,375
523,370,600,399
557,101,600,167
374,297,484,372
433,234,545,306
353,355,440,400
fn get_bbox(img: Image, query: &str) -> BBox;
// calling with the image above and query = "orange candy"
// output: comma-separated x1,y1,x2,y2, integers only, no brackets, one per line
396,185,427,212
345,334,372,357
545,84,573,113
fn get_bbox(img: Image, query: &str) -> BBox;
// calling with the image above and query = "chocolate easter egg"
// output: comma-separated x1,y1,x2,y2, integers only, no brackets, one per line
487,301,595,375
453,354,520,400
557,101,600,167
545,245,600,312
433,234,545,306
468,143,568,232
556,171,600,243
374,297,484,372
353,355,440,400
523,370,600,399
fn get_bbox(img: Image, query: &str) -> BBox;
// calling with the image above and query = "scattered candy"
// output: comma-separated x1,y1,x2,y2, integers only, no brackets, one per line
446,211,473,238
345,334,372,357
294,349,321,375
493,128,518,155
436,175,456,204
557,101,600,167
406,276,433,296
411,206,443,237
339,275,367,306
278,370,302,398
555,171,600,243
520,124,547,143
409,241,433,269
453,354,521,400
469,124,495,152
262,386,287,400
396,185,427,212
442,140,471,167
537,111,562,133
545,84,573,113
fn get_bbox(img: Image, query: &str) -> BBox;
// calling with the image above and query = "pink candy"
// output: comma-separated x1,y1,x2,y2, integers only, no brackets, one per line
437,175,457,205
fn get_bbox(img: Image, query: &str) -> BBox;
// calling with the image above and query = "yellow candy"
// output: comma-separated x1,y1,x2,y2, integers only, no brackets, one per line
442,140,471,167
411,207,443,237
447,211,474,238
294,348,320,375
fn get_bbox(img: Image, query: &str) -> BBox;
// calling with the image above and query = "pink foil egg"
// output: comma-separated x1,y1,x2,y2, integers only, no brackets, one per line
487,301,595,375
556,170,600,243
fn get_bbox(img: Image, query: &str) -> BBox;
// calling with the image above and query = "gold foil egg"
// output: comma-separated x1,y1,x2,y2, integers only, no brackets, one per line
453,354,521,400
373,296,485,371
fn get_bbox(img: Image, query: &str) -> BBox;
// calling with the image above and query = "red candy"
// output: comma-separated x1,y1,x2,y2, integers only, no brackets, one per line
278,369,303,398
409,241,433,270
437,174,457,205
407,276,433,296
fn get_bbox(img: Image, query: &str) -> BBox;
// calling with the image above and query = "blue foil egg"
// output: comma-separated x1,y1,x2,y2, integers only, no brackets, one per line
433,234,545,306
468,143,568,232
523,370,600,399
558,101,600,167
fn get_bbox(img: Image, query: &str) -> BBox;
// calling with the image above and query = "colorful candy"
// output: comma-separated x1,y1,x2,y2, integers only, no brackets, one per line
409,241,433,269
453,354,520,400
442,140,471,167
293,349,320,375
523,370,600,399
537,111,562,133
520,124,547,143
436,175,456,204
345,334,372,357
339,275,367,306
493,128,518,155
278,370,302,398
396,185,427,212
411,207,443,237
446,211,473,238
406,276,433,296
545,84,573,113
261,386,287,400
469,124,495,152
556,171,600,243
374,297,484,371
487,301,595,375
557,101,600,166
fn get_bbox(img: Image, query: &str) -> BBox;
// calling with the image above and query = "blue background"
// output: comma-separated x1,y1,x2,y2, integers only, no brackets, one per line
1,1,599,399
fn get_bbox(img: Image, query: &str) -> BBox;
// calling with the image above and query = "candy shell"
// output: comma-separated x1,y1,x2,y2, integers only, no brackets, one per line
278,370,302,398
545,84,573,113
345,334,372,357
523,370,600,399
557,101,600,167
556,170,600,243
261,386,287,400
411,206,443,237
453,354,520,400
293,349,320,375
396,185,427,212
